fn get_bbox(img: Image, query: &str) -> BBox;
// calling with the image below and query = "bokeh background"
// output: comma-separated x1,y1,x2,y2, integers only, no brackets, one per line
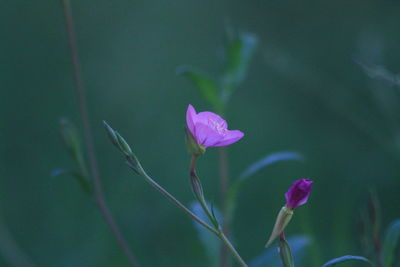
1,0,400,266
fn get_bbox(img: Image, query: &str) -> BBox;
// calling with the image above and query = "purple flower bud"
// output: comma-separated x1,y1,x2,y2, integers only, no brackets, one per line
285,178,313,210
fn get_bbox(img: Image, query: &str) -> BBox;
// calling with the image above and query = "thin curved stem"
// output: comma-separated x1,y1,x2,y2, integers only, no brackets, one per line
126,155,247,266
189,156,247,267
218,148,230,267
61,1,140,266
126,160,218,235
218,231,247,267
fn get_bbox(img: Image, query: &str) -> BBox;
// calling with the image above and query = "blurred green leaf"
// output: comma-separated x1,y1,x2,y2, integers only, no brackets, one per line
354,59,400,87
321,255,372,267
57,118,92,195
51,168,92,195
190,201,222,267
177,66,223,110
221,32,257,101
59,118,84,164
382,219,400,267
239,151,304,180
59,118,89,176
249,235,311,267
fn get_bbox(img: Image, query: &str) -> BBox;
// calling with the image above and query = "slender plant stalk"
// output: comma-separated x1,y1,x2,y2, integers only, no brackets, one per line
105,123,246,265
279,231,285,241
133,163,247,266
218,147,230,267
218,231,247,267
190,156,247,267
61,1,140,266
128,159,218,235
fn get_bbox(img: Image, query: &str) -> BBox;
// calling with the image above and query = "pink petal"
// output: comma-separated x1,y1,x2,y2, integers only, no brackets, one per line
213,130,244,147
194,122,225,147
186,104,197,136
196,111,227,127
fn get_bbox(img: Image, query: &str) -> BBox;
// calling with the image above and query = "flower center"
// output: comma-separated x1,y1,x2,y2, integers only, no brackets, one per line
208,118,227,135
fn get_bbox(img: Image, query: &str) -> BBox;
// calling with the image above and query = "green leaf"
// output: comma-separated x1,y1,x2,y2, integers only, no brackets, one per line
59,118,88,176
322,255,372,267
51,168,92,195
190,201,221,267
221,32,258,101
240,152,303,180
382,219,400,267
177,66,222,110
249,235,311,267
59,119,84,164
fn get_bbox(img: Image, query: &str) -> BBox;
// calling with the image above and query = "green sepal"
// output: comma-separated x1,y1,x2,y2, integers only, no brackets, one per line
184,126,206,157
266,206,293,247
279,238,294,267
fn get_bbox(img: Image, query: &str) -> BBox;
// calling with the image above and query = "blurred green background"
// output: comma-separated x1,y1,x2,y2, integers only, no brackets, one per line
1,0,400,266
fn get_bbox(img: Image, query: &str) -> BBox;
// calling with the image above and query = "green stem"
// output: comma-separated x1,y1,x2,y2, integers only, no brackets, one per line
218,230,248,267
127,160,218,235
218,148,230,267
61,1,140,266
189,156,247,267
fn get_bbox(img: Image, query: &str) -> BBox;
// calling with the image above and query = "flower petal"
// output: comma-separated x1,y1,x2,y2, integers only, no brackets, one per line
196,111,227,127
186,104,197,136
285,179,313,210
213,130,244,147
194,122,225,147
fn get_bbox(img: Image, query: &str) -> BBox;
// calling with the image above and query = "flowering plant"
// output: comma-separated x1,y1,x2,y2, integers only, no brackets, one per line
52,10,398,267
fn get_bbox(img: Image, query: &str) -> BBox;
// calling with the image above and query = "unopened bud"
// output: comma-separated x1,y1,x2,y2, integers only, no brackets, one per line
285,178,313,210
103,121,119,148
279,238,294,267
115,132,132,156
190,172,204,201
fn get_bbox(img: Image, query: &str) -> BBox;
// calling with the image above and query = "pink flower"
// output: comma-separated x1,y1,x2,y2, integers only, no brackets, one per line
186,104,244,147
285,178,313,210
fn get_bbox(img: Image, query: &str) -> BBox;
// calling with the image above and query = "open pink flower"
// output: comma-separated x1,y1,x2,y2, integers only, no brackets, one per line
186,104,244,147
